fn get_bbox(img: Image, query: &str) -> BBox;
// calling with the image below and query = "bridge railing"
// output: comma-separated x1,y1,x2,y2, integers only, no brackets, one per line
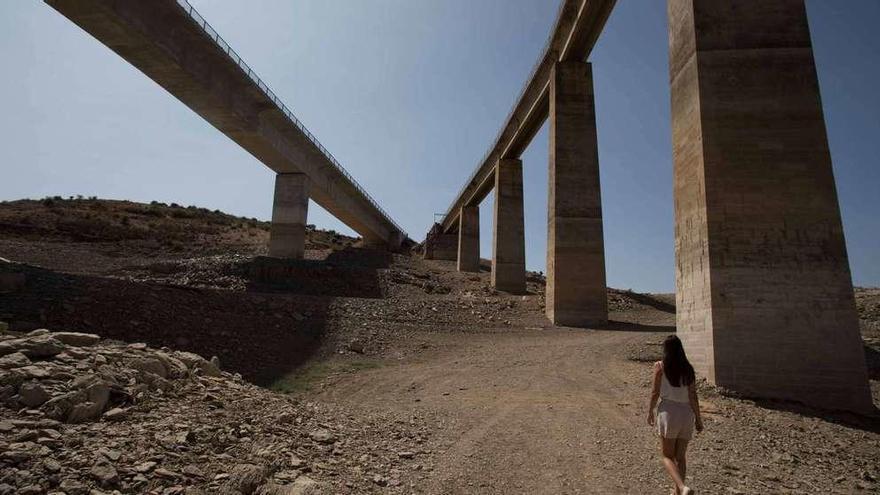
173,0,407,238
445,2,564,226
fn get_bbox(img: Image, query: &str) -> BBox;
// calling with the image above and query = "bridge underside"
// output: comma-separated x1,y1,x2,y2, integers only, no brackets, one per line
429,0,872,413
46,0,405,254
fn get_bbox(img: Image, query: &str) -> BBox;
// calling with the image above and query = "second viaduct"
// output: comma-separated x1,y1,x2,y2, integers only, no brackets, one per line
427,0,873,414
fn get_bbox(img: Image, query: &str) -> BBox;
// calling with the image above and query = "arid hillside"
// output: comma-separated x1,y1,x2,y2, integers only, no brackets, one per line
1,198,878,494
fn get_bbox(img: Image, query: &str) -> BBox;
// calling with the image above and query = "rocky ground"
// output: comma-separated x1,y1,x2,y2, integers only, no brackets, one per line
1,198,878,494
0,329,437,494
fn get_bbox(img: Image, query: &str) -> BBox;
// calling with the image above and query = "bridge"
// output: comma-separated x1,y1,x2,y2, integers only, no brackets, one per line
426,0,873,413
45,0,407,256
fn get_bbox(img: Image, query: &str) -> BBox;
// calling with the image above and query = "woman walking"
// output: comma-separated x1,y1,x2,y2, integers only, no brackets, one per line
647,335,704,495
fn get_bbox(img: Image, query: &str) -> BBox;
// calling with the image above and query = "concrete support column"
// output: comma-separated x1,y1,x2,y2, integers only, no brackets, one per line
546,60,608,327
668,0,872,412
268,173,309,259
491,159,526,293
457,205,480,272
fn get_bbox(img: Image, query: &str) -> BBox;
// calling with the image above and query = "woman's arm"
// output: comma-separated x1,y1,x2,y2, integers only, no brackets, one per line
688,381,704,432
647,361,662,426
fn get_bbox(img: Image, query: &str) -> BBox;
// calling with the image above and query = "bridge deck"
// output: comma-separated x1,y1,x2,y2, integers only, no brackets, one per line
439,0,616,233
45,0,405,244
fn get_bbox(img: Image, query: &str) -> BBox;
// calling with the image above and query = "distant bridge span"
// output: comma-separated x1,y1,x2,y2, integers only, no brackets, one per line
45,0,406,255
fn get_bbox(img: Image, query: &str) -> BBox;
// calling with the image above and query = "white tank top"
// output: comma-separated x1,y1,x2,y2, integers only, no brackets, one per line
660,367,690,404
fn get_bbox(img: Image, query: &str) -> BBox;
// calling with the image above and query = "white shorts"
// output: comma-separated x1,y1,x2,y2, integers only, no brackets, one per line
657,399,694,440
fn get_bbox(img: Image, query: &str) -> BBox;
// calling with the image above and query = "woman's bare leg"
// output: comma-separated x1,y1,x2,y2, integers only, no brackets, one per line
675,438,689,487
661,438,686,492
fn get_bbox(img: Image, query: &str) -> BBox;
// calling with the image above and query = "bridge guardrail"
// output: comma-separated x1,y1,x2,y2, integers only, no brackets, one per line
173,0,407,238
445,2,565,226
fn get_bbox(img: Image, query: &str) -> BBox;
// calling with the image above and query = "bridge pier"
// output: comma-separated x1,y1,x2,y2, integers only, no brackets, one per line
457,205,480,272
669,0,872,412
491,159,526,294
268,173,309,259
546,61,608,327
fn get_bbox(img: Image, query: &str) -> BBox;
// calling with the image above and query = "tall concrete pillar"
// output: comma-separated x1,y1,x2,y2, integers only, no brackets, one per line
491,159,526,293
668,0,873,412
457,205,480,272
546,60,608,327
268,173,309,259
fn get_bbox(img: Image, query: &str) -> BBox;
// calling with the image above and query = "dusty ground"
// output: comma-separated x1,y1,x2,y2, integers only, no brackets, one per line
1,198,879,494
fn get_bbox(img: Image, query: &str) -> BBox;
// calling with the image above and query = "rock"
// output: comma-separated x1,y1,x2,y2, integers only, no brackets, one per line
134,461,157,473
0,351,31,369
289,475,328,495
45,379,111,423
308,428,336,444
50,332,101,347
90,461,119,487
182,464,205,478
0,335,65,358
43,458,62,473
154,467,180,479
59,478,88,495
175,351,221,377
225,464,269,495
397,451,416,459
102,407,128,421
348,341,365,354
18,381,50,407
129,357,168,378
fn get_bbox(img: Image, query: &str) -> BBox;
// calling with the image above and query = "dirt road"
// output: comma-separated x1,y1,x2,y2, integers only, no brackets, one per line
311,322,879,494
312,326,690,493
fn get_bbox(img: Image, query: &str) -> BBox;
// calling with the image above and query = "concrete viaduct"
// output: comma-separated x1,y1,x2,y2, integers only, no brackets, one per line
45,0,407,256
426,0,873,413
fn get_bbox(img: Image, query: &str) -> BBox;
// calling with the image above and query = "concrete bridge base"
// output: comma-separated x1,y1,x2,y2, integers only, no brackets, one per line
269,173,309,259
546,61,608,327
457,205,480,272
491,159,526,294
669,0,873,413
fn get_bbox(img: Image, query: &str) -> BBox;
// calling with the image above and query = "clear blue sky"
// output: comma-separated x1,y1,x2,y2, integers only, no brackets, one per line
1,1,877,292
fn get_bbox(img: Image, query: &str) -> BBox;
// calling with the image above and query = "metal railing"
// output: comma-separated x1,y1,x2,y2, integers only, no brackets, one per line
445,1,566,225
173,0,406,238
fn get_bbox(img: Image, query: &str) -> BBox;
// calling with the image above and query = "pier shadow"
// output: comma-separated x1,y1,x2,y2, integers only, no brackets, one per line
602,320,676,333
0,257,382,387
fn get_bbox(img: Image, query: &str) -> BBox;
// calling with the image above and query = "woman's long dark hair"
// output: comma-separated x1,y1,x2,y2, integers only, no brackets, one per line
662,335,695,387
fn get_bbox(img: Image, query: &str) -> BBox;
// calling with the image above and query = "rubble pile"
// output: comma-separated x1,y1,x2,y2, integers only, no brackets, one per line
0,329,434,494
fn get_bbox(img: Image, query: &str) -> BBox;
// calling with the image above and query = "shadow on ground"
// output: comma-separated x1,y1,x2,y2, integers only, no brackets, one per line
0,251,390,387
604,320,675,333
243,248,392,298
746,396,880,434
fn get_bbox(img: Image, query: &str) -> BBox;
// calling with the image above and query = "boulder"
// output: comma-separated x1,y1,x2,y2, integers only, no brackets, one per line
128,357,168,378
0,335,65,358
50,332,100,347
176,351,221,377
44,378,111,423
18,381,50,407
224,464,269,495
0,352,31,369
90,460,119,487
